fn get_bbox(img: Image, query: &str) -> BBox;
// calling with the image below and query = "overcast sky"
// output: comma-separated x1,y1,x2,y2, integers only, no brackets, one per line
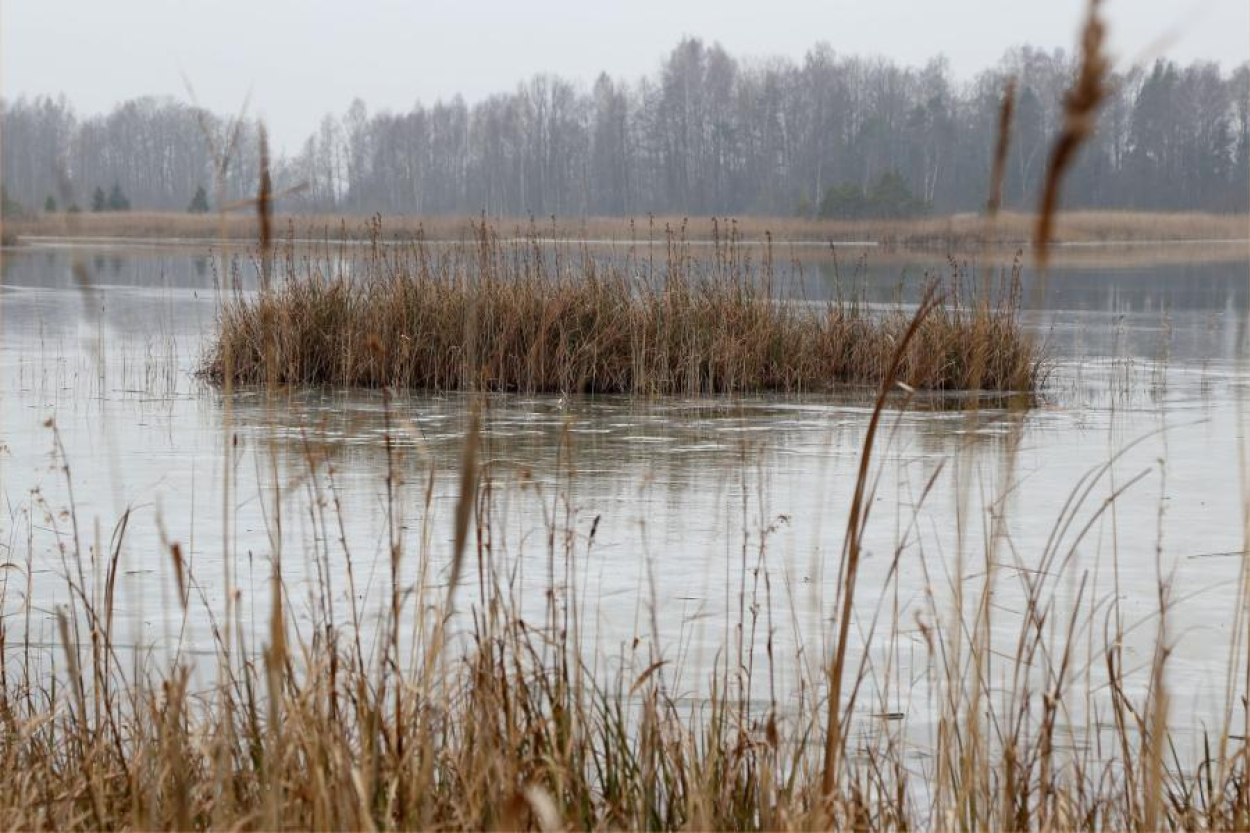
2,0,1246,152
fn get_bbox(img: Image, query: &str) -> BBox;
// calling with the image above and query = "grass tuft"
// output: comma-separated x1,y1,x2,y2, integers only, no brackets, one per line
202,220,1044,396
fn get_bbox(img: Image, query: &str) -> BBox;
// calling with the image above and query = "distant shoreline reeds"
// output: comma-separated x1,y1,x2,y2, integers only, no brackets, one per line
11,208,1249,250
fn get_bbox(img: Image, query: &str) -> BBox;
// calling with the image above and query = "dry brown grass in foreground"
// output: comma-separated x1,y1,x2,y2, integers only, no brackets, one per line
7,344,1250,830
201,221,1044,395
10,208,1248,250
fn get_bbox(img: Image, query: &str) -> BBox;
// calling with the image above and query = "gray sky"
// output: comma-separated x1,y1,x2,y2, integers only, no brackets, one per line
3,0,1246,152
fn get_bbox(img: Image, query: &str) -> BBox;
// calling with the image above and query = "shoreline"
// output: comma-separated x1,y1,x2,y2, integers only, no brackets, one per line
6,231,1246,272
5,209,1249,249
10,233,1250,249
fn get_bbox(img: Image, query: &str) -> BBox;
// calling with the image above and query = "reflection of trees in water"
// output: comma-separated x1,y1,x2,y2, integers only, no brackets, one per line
5,246,227,290
9,244,1250,311
815,259,1250,313
5,243,1247,381
810,257,1250,364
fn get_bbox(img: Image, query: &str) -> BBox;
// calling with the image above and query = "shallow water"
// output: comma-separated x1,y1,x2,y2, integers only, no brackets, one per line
1,242,1248,751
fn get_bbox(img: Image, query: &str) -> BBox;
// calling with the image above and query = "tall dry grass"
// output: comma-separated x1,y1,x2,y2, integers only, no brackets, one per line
3,231,1248,831
5,336,1250,830
201,219,1044,395
5,1,1250,829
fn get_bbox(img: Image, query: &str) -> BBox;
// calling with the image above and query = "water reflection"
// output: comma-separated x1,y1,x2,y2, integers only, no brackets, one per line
5,242,1247,361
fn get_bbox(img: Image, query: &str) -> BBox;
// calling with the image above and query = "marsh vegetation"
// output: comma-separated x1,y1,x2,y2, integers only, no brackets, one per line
8,208,1250,251
0,219,1247,829
1,1,1249,830
202,221,1043,396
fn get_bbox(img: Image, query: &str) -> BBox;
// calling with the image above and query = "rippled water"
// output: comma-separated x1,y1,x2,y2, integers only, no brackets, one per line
1,242,1248,743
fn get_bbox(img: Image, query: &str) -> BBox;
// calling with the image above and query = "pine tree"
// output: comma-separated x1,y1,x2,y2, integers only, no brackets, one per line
44,195,57,213
187,185,210,214
107,183,131,211
92,187,107,212
1,185,22,217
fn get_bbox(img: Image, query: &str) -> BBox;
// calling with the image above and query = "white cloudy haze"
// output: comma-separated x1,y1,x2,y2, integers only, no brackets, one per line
2,0,1246,151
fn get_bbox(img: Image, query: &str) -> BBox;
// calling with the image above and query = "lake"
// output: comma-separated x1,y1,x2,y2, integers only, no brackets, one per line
1,240,1248,752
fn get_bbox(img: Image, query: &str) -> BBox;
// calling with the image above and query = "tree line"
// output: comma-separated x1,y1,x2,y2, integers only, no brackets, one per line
3,40,1247,219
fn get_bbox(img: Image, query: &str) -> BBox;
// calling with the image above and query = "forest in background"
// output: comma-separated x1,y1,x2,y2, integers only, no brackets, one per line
2,38,1247,219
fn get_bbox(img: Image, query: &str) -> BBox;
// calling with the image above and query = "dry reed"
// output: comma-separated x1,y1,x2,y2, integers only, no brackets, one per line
3,3,1244,829
3,342,1247,830
1035,0,1110,265
201,219,1044,396
987,78,1017,218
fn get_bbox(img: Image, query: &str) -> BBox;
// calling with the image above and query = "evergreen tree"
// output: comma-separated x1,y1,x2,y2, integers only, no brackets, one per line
819,183,867,219
1,184,22,217
819,171,928,220
67,203,81,214
107,183,130,211
91,187,107,212
865,171,929,219
187,185,210,213
44,195,57,213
